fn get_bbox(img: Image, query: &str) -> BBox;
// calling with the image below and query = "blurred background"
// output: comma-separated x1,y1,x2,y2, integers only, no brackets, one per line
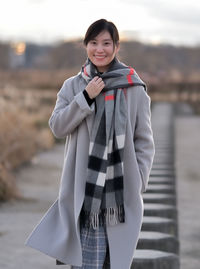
0,0,200,268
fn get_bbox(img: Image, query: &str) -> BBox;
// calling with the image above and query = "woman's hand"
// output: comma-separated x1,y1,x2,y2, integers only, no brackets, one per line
85,76,105,99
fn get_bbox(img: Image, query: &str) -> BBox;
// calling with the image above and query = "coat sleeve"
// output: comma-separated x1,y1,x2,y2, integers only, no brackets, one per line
134,88,155,192
49,77,95,138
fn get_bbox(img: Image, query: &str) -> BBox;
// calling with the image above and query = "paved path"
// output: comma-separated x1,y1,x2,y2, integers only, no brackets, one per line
0,103,200,268
175,104,200,269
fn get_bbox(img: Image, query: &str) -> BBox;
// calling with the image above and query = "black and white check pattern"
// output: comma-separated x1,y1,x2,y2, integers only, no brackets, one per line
81,58,146,228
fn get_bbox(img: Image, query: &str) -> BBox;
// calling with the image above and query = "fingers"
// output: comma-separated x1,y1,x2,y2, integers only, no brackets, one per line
93,76,100,82
85,76,105,99
93,76,104,85
90,76,105,89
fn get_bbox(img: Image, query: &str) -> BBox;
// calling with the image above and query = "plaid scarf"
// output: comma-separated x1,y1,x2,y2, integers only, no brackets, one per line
81,58,146,229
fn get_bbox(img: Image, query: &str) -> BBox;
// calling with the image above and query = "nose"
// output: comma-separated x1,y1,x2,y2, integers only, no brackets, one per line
96,45,104,53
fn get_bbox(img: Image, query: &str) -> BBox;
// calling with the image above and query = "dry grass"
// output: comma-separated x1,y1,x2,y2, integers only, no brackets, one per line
0,163,18,201
0,108,36,200
0,81,58,201
0,68,79,90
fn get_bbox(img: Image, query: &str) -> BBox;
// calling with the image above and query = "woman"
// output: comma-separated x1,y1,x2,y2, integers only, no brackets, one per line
25,19,155,269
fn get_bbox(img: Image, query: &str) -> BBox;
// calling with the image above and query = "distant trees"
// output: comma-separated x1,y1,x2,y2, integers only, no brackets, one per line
0,39,200,82
45,41,200,79
48,40,86,69
0,42,10,69
119,42,200,75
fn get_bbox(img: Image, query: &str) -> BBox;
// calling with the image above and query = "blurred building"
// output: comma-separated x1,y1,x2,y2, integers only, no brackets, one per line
10,42,26,68
8,42,52,69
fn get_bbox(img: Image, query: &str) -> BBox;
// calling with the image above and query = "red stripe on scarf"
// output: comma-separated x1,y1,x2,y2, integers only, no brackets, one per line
84,65,89,77
105,95,114,101
127,67,134,85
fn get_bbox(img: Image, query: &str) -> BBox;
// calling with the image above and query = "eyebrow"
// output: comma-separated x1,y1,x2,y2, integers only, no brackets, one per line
92,38,112,41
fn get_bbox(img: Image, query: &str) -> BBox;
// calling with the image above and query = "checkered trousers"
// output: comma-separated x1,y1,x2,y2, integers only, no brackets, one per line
72,224,110,269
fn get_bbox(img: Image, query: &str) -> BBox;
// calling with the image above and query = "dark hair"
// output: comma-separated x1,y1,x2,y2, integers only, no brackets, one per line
83,19,119,46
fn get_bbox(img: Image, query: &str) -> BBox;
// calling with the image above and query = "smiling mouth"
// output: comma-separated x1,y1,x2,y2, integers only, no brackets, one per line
94,55,106,59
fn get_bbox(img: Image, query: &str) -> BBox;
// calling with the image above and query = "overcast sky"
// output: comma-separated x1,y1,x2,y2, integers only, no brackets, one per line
0,0,200,46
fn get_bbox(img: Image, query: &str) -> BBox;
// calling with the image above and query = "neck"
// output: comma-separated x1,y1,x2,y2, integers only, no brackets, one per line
94,57,117,73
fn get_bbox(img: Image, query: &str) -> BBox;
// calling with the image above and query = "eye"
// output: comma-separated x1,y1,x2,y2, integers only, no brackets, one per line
90,40,97,45
104,42,111,46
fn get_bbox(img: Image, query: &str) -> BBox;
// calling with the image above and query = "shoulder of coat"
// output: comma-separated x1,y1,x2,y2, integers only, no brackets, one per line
62,75,79,87
61,73,84,96
127,85,150,105
127,84,146,96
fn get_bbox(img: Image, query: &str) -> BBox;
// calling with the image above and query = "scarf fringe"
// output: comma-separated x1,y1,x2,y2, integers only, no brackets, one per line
81,205,125,230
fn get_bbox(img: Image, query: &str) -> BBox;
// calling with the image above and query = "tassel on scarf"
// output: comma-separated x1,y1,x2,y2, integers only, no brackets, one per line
81,205,125,230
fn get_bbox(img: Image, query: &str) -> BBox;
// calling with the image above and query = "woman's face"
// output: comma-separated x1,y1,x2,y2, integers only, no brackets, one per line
86,30,119,73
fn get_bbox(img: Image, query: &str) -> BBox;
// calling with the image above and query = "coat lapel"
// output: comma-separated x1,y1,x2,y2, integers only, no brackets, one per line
73,75,94,139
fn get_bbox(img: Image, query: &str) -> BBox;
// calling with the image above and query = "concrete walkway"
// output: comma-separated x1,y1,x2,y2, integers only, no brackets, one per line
0,102,200,268
175,104,200,269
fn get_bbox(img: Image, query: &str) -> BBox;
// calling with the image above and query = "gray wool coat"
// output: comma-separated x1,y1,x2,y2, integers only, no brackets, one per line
25,74,155,269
